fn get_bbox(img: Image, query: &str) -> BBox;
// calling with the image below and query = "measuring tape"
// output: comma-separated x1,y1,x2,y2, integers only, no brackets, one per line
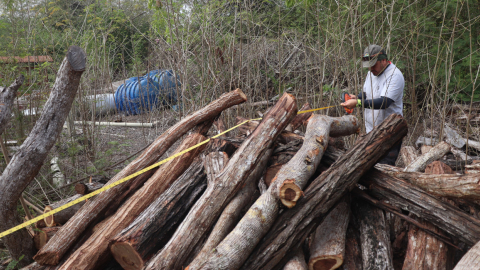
0,105,340,239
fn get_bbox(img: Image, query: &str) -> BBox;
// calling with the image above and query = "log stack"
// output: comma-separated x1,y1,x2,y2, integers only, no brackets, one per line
10,92,480,270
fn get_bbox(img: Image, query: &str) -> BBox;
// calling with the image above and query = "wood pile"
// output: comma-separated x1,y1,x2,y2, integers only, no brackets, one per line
17,92,480,270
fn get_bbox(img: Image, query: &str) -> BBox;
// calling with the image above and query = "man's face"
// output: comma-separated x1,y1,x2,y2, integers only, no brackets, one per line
369,59,388,76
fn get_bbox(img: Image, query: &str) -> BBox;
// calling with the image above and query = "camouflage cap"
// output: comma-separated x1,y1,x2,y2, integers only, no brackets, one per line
362,44,387,68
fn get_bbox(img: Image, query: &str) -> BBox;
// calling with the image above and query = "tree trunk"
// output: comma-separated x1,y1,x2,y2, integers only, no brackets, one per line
191,173,260,268
0,46,85,267
34,88,246,266
308,200,350,270
190,115,360,270
340,222,363,270
74,182,104,195
283,249,308,270
58,130,210,270
353,199,394,270
400,146,419,167
240,114,407,270
34,227,61,250
43,195,83,227
404,141,450,172
19,262,46,270
362,169,480,246
454,240,480,270
144,93,297,270
0,75,24,136
110,157,210,270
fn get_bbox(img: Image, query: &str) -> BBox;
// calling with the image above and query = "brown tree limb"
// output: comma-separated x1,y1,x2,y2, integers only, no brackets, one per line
34,89,247,266
0,46,85,267
283,249,308,270
404,141,450,172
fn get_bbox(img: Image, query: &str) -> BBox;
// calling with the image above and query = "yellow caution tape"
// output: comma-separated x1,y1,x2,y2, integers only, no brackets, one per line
0,105,341,239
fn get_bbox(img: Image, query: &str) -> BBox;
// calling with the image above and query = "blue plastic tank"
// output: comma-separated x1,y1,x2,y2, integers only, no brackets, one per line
114,70,180,115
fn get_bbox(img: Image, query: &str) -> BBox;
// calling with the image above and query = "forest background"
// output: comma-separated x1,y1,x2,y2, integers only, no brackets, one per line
0,0,479,266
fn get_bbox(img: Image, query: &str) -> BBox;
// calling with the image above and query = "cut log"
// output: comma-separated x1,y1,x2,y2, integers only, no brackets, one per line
44,195,83,227
189,115,360,270
74,182,104,195
404,141,450,172
400,146,419,167
402,220,448,270
308,200,350,270
289,103,313,131
110,156,211,270
0,46,85,267
34,227,61,250
58,130,210,270
238,114,407,270
454,240,480,269
236,116,304,144
425,160,454,174
19,262,46,270
283,249,308,270
144,93,297,270
362,169,480,246
34,89,247,266
352,199,393,270
420,145,432,155
0,75,24,136
340,222,363,270
465,162,480,174
191,170,260,268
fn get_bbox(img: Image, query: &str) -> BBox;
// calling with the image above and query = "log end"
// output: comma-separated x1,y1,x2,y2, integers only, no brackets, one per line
233,88,247,102
111,242,144,270
32,252,61,266
67,46,86,71
308,256,343,270
75,183,88,195
44,206,55,227
279,180,303,208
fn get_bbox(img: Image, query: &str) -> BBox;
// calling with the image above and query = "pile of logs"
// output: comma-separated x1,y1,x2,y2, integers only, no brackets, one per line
15,90,480,270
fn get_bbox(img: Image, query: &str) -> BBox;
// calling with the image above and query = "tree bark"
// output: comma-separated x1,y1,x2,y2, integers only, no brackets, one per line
19,262,46,270
425,160,454,174
34,88,246,266
58,130,210,270
308,200,350,270
283,249,308,270
0,46,85,267
240,114,407,270
352,199,394,270
110,157,209,270
34,227,61,250
340,222,363,270
145,92,297,270
288,103,312,131
190,115,360,270
43,195,84,227
0,75,24,136
362,169,480,246
404,141,450,172
74,182,104,195
191,172,260,268
400,146,419,167
454,240,480,270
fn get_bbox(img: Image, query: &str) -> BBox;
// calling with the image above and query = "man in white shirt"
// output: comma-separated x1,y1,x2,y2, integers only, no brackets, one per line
341,44,405,165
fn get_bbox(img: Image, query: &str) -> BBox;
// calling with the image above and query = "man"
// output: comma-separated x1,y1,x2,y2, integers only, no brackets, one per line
341,44,405,165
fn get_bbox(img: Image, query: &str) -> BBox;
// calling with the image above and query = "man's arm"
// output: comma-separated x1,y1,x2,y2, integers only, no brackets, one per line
342,93,394,110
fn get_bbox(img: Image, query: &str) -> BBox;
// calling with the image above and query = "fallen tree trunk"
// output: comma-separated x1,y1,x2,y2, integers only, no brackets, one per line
240,114,407,270
144,93,297,270
353,199,393,270
400,146,419,167
308,199,350,270
454,240,480,269
34,227,61,250
283,249,308,270
44,195,83,227
340,222,363,270
191,171,260,267
288,103,312,131
34,88,247,266
362,169,480,246
0,46,85,267
404,141,450,172
74,182,104,195
58,128,210,270
189,115,360,270
0,75,24,136
110,156,213,270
